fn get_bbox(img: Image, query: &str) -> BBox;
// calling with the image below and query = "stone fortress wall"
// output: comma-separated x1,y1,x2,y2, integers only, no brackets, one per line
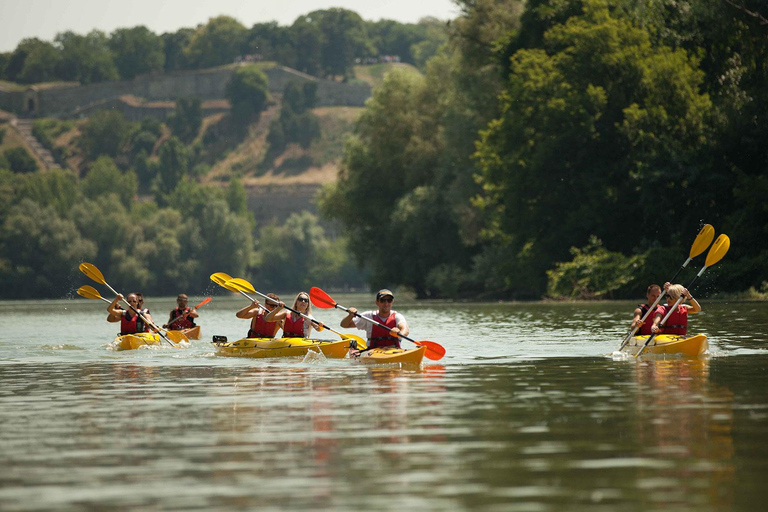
0,64,371,118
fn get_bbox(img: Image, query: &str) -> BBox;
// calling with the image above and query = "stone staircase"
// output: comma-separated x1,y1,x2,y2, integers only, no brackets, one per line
10,118,61,170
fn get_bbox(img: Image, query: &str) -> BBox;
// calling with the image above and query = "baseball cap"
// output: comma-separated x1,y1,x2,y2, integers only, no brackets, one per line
376,289,394,300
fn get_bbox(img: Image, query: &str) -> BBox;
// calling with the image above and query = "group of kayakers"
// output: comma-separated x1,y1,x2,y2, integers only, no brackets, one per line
631,282,701,336
107,288,408,350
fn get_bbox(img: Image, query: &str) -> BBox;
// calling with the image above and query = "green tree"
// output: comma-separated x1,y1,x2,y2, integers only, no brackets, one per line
245,22,295,64
109,26,165,79
78,110,132,159
184,16,248,68
55,30,119,84
162,28,195,71
167,97,202,142
81,156,138,207
15,168,81,217
225,65,269,125
3,147,38,173
153,137,188,202
17,39,61,83
474,1,713,297
0,199,97,298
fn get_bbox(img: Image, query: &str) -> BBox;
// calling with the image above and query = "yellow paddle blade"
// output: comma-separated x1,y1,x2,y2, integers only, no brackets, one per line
76,285,103,300
705,234,730,267
165,330,190,344
209,272,232,286
689,224,715,258
227,277,256,294
79,262,106,285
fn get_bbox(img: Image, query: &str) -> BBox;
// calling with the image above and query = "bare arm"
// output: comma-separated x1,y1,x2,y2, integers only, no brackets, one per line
340,307,357,328
236,301,261,319
264,303,288,322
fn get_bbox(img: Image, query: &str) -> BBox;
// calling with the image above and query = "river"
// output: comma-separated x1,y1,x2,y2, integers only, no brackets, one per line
1,294,767,511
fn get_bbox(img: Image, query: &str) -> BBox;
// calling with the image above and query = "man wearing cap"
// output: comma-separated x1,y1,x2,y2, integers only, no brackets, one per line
340,289,409,349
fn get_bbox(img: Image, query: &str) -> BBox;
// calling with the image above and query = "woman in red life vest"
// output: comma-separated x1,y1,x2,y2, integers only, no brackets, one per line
265,292,324,338
650,283,701,335
107,292,155,335
164,293,198,330
339,289,409,349
630,284,662,336
236,293,283,338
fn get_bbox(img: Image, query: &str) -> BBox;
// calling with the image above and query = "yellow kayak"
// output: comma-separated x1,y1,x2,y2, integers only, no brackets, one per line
353,346,426,365
113,332,186,350
623,333,708,357
213,337,349,359
179,325,201,340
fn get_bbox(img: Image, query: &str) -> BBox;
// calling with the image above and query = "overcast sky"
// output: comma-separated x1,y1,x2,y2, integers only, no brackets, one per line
0,0,461,52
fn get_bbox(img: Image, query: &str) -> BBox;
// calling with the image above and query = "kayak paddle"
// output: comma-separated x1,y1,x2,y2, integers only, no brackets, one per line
635,234,730,357
78,262,188,346
619,224,715,350
226,278,367,349
309,286,446,360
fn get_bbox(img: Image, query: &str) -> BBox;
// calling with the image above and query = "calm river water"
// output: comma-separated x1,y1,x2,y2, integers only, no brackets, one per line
1,294,767,511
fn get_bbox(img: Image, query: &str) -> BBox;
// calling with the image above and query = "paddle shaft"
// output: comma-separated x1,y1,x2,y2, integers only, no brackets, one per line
333,303,417,345
167,298,210,326
635,269,706,357
619,257,692,350
241,289,345,338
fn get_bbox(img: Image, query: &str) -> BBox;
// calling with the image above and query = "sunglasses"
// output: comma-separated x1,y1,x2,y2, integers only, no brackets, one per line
378,297,393,303
297,297,309,303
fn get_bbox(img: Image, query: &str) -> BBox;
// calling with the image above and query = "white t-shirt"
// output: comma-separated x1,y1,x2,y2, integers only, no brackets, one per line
352,310,407,340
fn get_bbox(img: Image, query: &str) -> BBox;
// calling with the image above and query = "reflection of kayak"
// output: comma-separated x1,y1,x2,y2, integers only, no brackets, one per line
112,332,186,350
213,337,349,359
353,346,426,365
623,334,708,357
179,325,201,340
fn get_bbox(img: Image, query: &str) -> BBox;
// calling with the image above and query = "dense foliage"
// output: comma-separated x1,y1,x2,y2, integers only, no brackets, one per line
321,0,768,299
0,10,447,84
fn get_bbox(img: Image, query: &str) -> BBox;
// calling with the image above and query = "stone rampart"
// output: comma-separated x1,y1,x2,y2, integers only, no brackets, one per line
5,65,371,118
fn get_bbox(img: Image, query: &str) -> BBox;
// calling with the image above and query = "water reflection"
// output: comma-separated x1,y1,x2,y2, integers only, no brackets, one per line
632,358,735,509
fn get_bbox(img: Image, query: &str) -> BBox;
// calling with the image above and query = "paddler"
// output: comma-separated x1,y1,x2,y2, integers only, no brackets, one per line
107,292,155,335
265,292,324,338
163,293,198,330
339,289,408,349
650,283,701,335
236,292,283,338
630,284,661,335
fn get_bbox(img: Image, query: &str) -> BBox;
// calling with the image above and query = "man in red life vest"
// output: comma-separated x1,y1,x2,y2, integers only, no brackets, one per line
107,292,155,335
630,284,662,336
650,283,701,335
164,294,198,330
340,289,409,349
236,293,283,338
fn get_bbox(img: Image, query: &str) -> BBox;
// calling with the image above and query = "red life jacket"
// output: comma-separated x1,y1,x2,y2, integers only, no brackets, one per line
655,304,688,335
248,312,280,338
169,307,195,330
120,310,148,335
282,312,305,338
369,313,400,349
637,303,655,336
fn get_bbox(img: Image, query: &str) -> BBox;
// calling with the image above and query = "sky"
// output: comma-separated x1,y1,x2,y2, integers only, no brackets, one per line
0,0,461,52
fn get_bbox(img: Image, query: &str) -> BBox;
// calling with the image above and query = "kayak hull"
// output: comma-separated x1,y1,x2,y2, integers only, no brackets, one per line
180,325,201,340
353,346,426,365
114,332,162,350
623,334,708,357
213,337,349,359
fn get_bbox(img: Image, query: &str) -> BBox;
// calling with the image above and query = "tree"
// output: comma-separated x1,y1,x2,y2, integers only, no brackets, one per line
78,110,132,159
225,65,269,125
184,16,248,69
153,137,188,202
109,26,165,79
17,39,61,83
167,97,202,142
473,1,713,297
81,156,138,207
3,147,38,173
55,30,119,84
245,22,295,64
162,28,195,71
